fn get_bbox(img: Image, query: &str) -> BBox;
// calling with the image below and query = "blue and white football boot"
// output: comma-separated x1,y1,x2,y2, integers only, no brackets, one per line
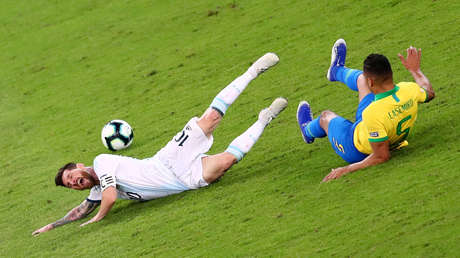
297,101,314,144
326,38,347,81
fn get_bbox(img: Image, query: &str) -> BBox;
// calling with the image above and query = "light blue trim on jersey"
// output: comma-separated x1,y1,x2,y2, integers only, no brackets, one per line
210,97,229,114
117,180,189,193
226,145,245,161
116,181,187,201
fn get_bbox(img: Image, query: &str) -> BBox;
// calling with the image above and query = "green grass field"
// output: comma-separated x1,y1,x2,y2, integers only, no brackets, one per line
1,0,459,256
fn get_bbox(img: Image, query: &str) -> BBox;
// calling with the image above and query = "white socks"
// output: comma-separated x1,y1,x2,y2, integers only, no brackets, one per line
210,71,255,115
226,120,266,161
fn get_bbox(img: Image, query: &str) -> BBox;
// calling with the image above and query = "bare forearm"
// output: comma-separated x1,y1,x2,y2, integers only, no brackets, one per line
32,200,99,236
80,187,117,226
323,152,389,182
398,47,434,101
52,201,98,229
90,202,114,222
410,69,435,100
347,153,388,173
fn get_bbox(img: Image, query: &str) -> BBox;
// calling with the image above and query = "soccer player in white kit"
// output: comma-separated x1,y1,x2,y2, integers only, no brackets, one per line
32,53,288,236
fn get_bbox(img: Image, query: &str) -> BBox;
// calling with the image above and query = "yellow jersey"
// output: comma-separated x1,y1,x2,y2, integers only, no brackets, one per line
354,82,428,154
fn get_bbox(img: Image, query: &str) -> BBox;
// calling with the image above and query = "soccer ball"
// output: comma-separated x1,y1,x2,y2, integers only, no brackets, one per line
101,120,134,151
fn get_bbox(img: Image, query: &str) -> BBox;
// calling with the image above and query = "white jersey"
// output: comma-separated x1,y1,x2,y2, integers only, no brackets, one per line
87,154,190,202
87,117,212,202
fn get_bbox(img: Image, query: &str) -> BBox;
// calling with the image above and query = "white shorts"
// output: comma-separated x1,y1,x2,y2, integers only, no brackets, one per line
154,117,213,189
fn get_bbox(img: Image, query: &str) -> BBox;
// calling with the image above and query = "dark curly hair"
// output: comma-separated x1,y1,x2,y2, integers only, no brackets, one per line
363,53,393,83
55,162,76,187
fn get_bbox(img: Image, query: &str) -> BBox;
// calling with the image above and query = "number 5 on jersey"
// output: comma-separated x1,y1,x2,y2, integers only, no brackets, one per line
396,115,412,141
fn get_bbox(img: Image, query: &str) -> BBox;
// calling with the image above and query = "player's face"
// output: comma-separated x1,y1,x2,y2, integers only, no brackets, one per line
62,167,95,190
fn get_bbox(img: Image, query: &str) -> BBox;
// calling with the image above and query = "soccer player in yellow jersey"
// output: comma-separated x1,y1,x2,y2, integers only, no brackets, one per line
296,39,435,182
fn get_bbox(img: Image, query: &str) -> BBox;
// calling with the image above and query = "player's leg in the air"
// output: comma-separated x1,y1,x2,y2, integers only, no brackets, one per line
326,38,372,102
158,53,280,188
297,38,371,163
297,39,349,144
196,53,280,138
202,97,288,183
298,38,372,143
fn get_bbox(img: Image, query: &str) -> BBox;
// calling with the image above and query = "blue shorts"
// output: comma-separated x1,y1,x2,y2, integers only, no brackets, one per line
327,93,374,163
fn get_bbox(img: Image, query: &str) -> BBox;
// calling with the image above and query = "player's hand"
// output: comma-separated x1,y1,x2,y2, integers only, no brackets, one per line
80,219,95,227
80,215,101,227
32,224,53,237
398,46,421,73
322,167,349,182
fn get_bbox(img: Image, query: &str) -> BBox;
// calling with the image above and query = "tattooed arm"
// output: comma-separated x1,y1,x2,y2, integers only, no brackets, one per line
32,200,99,236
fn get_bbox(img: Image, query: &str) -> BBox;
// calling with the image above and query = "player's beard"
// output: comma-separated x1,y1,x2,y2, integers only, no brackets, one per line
81,171,96,187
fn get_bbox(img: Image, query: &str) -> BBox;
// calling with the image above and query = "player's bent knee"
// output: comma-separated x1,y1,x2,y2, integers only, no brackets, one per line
197,109,222,137
221,155,237,170
200,108,222,122
319,110,338,133
207,109,222,121
198,109,222,125
320,110,337,122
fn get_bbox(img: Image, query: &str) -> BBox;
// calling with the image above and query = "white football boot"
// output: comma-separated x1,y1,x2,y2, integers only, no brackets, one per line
258,97,288,126
248,53,280,78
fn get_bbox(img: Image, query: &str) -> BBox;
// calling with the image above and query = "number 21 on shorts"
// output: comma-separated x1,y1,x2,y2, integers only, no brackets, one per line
174,130,189,146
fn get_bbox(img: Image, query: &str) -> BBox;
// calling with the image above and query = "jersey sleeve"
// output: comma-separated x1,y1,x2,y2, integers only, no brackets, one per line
93,154,118,192
362,109,388,142
402,82,428,103
87,186,102,203
417,87,429,103
412,83,428,103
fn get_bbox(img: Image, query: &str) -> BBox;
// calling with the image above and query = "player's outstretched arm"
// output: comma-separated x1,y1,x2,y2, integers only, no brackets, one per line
80,186,117,227
323,141,390,182
32,200,99,236
398,46,435,102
